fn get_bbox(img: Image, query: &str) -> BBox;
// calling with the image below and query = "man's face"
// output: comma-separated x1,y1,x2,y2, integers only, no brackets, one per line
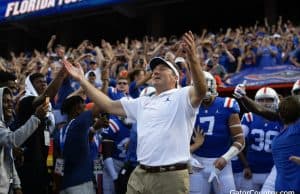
116,79,128,93
88,74,96,84
152,64,176,88
256,98,275,110
212,54,219,65
3,92,14,122
32,77,47,95
56,47,65,58
90,62,97,70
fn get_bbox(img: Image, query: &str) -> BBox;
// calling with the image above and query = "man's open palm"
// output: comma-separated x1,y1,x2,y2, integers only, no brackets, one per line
62,60,84,81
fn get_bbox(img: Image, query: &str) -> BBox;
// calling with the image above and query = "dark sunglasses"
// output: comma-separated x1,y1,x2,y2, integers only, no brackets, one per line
117,82,128,85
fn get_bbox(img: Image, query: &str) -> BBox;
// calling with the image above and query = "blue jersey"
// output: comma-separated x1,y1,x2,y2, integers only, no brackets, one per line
272,119,300,192
129,81,147,99
194,97,240,157
108,87,128,100
242,112,282,173
101,115,131,161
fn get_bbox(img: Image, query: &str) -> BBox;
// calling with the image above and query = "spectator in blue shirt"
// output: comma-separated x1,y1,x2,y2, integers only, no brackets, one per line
256,37,278,67
59,95,101,194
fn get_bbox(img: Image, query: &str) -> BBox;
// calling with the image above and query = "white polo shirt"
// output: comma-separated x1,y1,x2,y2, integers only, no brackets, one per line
120,86,199,166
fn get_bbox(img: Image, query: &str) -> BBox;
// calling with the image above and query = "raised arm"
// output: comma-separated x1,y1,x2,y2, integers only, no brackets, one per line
33,66,68,107
62,60,126,116
233,84,280,121
182,31,207,107
47,35,56,53
135,72,152,88
101,67,110,95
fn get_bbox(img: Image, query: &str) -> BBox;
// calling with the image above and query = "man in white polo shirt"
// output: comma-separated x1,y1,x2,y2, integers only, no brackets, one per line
62,31,207,194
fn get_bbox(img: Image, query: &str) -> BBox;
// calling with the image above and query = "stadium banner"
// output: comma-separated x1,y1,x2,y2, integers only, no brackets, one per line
225,65,300,87
0,0,127,22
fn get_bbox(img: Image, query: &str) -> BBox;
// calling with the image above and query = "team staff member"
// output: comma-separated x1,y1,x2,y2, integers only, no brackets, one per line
62,31,207,194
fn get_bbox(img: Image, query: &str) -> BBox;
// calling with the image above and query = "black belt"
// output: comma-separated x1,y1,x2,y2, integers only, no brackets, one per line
140,163,188,173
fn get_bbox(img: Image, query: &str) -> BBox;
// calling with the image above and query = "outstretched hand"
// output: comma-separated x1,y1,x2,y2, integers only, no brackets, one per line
192,127,205,147
182,31,198,63
62,60,84,81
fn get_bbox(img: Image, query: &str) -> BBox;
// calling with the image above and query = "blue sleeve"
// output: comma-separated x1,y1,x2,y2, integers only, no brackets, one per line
54,77,75,109
109,79,117,87
107,87,114,99
231,99,240,114
241,113,250,125
225,98,240,114
129,81,140,99
101,116,120,140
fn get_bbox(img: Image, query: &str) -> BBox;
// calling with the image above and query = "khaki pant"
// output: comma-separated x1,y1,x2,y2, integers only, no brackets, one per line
126,165,189,194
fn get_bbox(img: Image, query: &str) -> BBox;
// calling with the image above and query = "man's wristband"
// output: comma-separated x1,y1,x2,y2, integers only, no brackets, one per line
221,146,240,162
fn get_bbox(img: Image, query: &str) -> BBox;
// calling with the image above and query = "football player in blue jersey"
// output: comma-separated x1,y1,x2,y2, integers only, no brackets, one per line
190,71,245,194
237,87,282,191
233,79,300,193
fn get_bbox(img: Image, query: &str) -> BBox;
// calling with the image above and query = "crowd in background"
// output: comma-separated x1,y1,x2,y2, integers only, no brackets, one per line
0,17,300,194
1,16,300,96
